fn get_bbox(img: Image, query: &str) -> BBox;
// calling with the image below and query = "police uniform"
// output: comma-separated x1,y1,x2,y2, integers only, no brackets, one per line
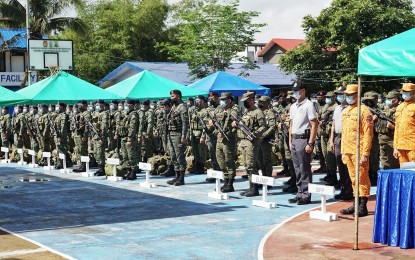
288,82,318,204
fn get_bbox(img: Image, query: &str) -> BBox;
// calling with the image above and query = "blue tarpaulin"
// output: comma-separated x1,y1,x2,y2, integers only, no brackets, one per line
187,71,270,96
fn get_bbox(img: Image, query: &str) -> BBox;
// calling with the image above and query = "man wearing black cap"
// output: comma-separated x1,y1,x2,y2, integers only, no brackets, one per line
91,100,108,176
52,102,70,169
120,99,139,180
139,99,155,163
166,89,189,186
288,81,318,205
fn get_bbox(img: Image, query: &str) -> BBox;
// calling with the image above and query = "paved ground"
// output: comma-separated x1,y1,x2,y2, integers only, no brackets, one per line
0,162,410,259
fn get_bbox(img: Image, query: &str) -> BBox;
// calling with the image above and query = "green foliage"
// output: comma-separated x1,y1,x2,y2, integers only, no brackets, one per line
279,0,415,91
58,0,170,84
158,0,265,79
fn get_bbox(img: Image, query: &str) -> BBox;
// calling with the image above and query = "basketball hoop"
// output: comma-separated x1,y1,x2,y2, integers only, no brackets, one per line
48,66,62,76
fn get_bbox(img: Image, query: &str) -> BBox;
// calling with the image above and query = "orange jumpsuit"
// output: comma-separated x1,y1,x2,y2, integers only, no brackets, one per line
341,104,373,197
393,100,415,165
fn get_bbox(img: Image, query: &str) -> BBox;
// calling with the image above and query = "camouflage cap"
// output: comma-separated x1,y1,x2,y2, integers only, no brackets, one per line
363,91,378,100
240,91,255,102
325,91,335,98
258,96,271,102
219,92,233,100
385,91,400,99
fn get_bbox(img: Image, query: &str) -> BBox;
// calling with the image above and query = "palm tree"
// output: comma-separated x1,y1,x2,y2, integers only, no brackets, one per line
0,0,86,38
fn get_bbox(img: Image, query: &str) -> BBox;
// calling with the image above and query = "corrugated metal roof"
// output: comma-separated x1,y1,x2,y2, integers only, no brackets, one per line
0,28,28,50
98,61,295,88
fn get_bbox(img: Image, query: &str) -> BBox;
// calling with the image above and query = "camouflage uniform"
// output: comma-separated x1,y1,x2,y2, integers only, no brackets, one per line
92,101,109,175
52,104,70,168
0,110,11,153
120,100,139,178
189,104,207,173
257,96,276,177
73,102,91,172
140,101,155,162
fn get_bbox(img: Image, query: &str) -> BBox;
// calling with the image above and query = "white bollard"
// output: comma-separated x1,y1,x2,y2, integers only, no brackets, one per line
80,156,94,177
43,152,52,171
59,153,71,173
308,183,338,222
139,162,157,188
207,169,229,200
28,149,38,168
17,148,26,165
1,147,10,163
107,158,122,181
251,173,277,209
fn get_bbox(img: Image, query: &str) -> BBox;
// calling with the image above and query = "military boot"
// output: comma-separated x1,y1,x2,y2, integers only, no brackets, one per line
95,166,105,176
240,181,253,196
167,171,179,185
220,178,229,192
173,171,185,186
126,169,137,180
222,176,235,193
73,162,86,173
340,198,357,215
244,183,259,197
357,197,369,217
162,165,175,177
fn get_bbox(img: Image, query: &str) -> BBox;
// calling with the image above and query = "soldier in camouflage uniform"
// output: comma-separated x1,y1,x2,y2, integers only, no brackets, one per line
52,102,70,168
160,99,176,177
377,91,400,169
235,92,266,197
73,100,92,172
120,99,139,180
314,90,328,174
205,92,222,182
134,100,144,172
257,96,276,178
108,100,122,154
26,106,41,162
166,90,189,186
10,105,23,162
90,100,108,176
139,99,155,163
188,96,208,173
47,104,57,153
0,106,11,157
36,105,48,166
152,100,165,155
319,91,338,186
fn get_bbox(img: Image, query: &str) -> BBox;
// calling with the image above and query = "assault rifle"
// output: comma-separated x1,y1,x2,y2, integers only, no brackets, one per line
22,114,35,137
85,116,102,140
207,110,229,141
47,114,58,137
70,113,78,134
369,107,395,125
274,111,289,139
31,114,42,140
230,114,256,141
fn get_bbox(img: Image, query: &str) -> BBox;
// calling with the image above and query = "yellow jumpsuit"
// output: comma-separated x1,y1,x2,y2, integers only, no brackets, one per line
394,100,415,165
341,104,373,197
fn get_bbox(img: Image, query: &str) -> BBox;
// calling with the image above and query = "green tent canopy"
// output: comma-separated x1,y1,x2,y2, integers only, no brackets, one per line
358,28,415,76
105,70,207,99
16,72,121,105
0,85,29,106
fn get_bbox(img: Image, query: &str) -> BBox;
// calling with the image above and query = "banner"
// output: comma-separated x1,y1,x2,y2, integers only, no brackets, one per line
0,72,38,86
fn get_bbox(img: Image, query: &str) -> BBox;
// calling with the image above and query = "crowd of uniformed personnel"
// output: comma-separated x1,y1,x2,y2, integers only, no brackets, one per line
1,83,415,215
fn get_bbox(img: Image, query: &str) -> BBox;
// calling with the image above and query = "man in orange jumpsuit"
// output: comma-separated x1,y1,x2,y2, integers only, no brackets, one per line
393,83,415,165
340,84,373,217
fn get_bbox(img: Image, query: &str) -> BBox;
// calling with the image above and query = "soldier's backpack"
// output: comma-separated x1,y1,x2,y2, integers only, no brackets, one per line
147,155,168,175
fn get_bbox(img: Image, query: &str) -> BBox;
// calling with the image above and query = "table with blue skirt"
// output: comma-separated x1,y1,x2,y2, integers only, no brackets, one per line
373,169,415,249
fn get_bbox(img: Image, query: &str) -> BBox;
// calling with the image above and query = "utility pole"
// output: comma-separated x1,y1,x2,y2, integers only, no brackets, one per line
26,0,31,86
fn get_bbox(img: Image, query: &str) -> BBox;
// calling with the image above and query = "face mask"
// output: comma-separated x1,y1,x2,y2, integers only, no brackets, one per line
95,106,101,112
118,106,123,111
243,100,250,109
209,100,215,106
402,91,412,101
73,109,78,114
150,105,155,109
170,97,176,104
310,98,316,103
346,95,356,105
140,107,145,111
48,107,52,112
23,108,27,113
88,107,93,112
385,99,392,106
272,102,279,107
258,103,264,109
110,105,115,111
38,110,43,115
187,102,191,107
2,110,6,115
219,100,227,108
336,95,344,103
66,109,70,114
293,91,300,100
378,98,382,104
29,110,34,115
124,106,130,112
55,108,60,113
325,98,332,105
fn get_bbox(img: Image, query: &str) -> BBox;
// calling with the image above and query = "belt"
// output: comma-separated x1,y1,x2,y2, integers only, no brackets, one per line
292,133,309,139
334,133,342,138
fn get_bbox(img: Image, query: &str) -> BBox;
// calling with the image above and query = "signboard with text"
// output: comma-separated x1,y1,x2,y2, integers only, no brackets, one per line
0,72,37,86
28,39,73,71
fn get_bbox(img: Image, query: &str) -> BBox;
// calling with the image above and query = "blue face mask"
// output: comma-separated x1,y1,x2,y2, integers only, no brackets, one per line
336,95,344,103
385,99,392,106
402,91,412,101
219,100,227,108
293,91,300,100
325,98,332,105
124,106,130,112
346,95,356,105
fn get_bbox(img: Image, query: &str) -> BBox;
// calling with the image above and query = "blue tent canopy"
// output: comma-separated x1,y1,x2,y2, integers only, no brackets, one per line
187,71,270,96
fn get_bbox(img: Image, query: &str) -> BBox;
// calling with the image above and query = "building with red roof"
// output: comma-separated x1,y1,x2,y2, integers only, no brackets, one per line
257,38,305,64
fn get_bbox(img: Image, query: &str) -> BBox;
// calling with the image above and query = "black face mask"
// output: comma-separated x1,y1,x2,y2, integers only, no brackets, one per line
171,98,177,105
243,101,250,109
257,103,264,109
317,99,325,105
209,100,215,106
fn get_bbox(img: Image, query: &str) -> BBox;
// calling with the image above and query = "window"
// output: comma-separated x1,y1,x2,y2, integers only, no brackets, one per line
0,52,5,72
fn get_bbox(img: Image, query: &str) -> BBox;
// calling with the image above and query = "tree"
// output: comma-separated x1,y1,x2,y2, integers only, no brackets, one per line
0,0,86,38
58,0,170,84
159,0,265,79
279,0,415,90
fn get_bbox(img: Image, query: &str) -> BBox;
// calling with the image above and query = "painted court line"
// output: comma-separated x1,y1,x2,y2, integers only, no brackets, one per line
0,248,47,258
0,226,75,260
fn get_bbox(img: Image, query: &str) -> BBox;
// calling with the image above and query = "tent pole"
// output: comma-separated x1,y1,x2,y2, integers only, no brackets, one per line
353,77,362,250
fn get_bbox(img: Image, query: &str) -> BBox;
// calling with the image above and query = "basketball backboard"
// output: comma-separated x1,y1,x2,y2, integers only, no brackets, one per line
28,39,73,71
